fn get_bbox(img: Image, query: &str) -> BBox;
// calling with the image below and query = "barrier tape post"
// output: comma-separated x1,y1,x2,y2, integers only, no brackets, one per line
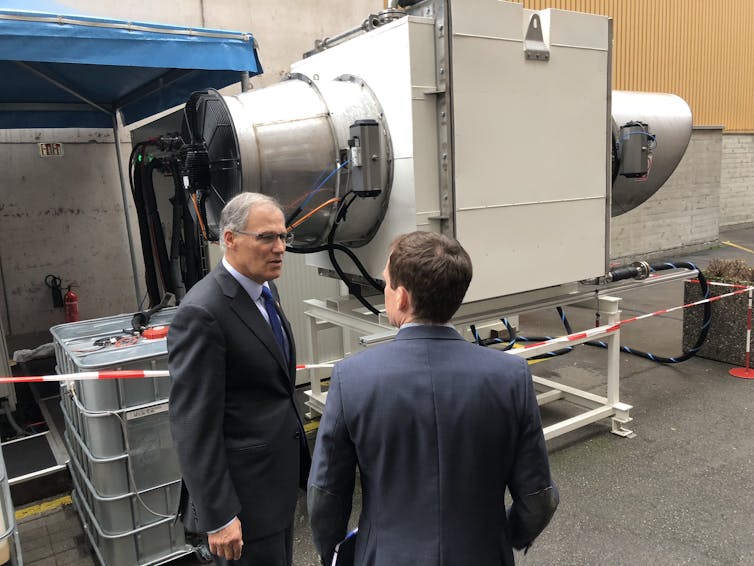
729,286,754,379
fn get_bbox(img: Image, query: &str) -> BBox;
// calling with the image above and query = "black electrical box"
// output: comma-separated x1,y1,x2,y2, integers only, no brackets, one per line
348,119,383,197
618,121,651,178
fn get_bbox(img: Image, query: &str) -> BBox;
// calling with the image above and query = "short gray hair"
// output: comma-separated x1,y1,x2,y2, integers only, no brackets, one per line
219,192,283,249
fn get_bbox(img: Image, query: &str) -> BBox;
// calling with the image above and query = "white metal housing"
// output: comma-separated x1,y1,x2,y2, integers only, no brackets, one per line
294,1,612,302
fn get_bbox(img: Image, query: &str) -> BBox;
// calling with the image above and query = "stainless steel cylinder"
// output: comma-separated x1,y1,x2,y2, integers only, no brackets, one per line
221,74,392,247
611,91,692,216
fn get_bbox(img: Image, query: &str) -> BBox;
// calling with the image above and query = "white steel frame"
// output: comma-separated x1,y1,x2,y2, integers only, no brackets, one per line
303,295,632,440
302,269,696,439
499,296,633,440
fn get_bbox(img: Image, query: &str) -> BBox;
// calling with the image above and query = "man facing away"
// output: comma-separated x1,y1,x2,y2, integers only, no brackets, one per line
308,230,559,566
168,192,310,566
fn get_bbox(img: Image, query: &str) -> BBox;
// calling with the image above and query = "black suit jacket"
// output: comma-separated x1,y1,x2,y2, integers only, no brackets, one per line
308,325,558,566
168,264,310,538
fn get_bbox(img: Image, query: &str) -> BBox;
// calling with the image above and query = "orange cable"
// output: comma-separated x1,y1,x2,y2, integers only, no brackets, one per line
191,193,209,240
287,198,340,231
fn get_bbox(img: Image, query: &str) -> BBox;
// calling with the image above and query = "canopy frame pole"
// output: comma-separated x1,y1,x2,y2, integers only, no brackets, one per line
112,113,144,309
14,61,113,116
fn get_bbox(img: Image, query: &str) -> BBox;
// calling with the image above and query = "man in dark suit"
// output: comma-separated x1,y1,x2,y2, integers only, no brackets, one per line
308,231,559,566
168,192,310,566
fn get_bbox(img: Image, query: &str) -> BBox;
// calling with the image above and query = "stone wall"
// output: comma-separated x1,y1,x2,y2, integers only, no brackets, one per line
720,133,754,229
611,128,723,262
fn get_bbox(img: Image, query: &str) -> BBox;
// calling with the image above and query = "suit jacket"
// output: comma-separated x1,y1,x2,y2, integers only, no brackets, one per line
168,263,311,538
308,325,558,566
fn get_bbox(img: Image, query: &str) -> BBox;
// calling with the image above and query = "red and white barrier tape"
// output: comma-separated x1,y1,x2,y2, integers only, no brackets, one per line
520,284,754,350
0,363,336,384
3,285,751,383
0,370,169,384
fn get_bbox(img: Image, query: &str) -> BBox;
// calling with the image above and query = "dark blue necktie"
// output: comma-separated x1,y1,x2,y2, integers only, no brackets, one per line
261,286,286,356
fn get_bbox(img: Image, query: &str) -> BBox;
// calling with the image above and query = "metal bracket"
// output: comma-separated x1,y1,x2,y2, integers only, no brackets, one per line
524,13,550,61
611,402,635,438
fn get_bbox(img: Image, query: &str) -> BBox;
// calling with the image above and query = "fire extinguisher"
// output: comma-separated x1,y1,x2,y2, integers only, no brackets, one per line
64,284,79,323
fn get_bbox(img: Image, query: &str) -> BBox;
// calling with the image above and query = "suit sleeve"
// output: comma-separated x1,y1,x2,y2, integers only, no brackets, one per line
307,364,357,565
168,302,241,533
507,359,560,549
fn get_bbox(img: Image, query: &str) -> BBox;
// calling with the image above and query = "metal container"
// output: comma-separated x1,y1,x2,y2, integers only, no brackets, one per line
0,444,22,566
51,309,175,411
71,480,189,566
67,436,181,535
61,400,180,497
54,310,194,566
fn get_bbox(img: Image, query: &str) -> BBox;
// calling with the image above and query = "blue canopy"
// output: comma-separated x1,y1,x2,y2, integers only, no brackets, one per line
0,5,262,127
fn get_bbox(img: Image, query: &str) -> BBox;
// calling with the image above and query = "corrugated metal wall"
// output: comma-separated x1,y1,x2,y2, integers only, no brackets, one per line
520,0,754,132
382,1,752,131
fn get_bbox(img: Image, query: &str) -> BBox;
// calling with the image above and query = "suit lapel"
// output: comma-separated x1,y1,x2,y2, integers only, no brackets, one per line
215,267,293,391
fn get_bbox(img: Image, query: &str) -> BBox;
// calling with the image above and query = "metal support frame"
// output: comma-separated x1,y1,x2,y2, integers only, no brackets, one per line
501,296,633,440
303,292,636,440
303,298,391,417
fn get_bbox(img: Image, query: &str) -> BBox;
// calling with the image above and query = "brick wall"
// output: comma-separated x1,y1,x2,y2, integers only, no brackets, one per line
720,133,754,228
611,128,723,262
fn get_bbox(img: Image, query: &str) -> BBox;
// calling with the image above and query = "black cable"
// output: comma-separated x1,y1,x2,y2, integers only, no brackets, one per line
287,190,385,316
141,158,173,301
499,317,518,352
326,193,381,316
469,319,572,360
130,144,161,306
469,324,484,346
556,262,710,364
556,306,572,334
287,242,384,293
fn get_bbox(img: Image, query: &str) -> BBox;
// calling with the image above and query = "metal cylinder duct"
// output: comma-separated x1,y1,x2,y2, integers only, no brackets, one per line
183,74,392,247
611,91,692,216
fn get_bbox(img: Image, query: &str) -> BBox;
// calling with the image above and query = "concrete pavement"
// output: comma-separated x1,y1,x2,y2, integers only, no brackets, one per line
13,226,754,565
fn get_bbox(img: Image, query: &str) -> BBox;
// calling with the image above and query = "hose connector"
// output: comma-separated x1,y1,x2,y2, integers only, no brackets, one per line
607,260,651,283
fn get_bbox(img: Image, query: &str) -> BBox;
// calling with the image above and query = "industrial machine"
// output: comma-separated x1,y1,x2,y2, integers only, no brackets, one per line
132,0,697,439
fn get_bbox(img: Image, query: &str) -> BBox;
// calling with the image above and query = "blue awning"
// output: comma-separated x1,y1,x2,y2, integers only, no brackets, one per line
0,6,262,127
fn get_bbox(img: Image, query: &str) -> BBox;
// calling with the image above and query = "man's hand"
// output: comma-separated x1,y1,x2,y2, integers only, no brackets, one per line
208,517,244,561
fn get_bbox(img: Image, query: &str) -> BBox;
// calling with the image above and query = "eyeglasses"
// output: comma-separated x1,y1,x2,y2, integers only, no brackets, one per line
235,230,295,245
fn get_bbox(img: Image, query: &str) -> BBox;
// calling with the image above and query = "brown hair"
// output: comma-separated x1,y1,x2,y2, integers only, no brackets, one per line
388,231,472,324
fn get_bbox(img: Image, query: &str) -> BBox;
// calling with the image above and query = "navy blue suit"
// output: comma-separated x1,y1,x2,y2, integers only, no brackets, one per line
308,325,558,566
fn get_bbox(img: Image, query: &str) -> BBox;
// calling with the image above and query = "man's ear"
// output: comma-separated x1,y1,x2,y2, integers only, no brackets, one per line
395,286,410,313
223,229,235,250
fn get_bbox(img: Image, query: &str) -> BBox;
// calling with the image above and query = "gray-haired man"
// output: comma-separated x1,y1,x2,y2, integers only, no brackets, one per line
169,192,310,566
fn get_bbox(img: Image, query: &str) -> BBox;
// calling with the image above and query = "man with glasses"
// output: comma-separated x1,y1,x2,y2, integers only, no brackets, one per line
169,192,309,566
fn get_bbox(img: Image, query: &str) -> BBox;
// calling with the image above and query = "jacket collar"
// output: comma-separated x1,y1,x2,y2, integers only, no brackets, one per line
395,324,465,341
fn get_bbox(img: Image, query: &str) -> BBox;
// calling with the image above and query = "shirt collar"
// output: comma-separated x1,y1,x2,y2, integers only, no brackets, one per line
400,321,455,330
222,256,268,302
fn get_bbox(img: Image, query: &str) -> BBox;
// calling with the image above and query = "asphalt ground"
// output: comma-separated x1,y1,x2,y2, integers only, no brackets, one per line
12,226,754,566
